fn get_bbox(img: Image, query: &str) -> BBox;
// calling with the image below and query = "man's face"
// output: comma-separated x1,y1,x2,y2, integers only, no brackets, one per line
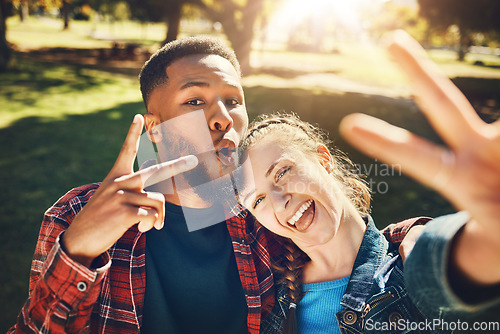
144,54,248,190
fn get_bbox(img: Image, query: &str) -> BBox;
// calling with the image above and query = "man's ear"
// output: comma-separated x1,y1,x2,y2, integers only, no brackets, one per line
317,144,334,173
144,113,162,143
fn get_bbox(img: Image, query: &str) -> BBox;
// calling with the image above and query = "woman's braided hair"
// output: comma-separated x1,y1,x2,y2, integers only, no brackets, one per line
240,113,371,333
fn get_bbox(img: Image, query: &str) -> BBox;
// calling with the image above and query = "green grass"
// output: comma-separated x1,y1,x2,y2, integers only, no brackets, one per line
6,16,167,49
8,17,500,86
250,44,411,88
0,55,142,128
0,57,144,331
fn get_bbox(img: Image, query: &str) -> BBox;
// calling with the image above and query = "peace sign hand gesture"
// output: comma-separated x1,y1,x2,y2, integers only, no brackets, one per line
340,31,500,285
62,115,198,267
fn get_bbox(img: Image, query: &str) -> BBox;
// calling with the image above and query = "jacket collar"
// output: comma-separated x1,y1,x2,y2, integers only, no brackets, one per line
340,216,388,312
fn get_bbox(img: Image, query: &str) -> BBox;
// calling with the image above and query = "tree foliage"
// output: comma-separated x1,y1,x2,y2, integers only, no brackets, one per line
419,0,500,32
418,0,500,60
126,0,196,44
126,0,265,73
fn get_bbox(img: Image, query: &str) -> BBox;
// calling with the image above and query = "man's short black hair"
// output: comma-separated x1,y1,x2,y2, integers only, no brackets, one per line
139,36,241,108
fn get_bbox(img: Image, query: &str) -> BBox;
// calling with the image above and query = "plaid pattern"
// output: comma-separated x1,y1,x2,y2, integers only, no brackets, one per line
9,183,280,334
382,216,431,244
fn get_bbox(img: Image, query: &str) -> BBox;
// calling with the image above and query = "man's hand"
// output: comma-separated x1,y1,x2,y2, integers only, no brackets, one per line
339,31,500,285
62,115,198,267
399,225,425,264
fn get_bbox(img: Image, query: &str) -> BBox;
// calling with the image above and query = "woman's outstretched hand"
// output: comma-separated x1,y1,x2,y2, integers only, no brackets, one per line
339,30,500,285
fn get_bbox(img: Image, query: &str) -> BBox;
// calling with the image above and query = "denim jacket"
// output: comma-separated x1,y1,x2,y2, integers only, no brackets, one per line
262,212,500,333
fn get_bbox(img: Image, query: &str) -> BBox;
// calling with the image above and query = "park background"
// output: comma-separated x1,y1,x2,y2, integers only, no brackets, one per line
1,0,500,330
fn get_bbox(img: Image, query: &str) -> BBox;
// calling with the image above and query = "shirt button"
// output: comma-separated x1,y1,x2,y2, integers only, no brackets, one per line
343,310,357,325
77,281,87,292
389,311,403,323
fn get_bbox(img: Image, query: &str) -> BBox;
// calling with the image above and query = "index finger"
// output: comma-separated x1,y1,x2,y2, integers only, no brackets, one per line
387,30,483,149
124,155,199,189
109,114,144,178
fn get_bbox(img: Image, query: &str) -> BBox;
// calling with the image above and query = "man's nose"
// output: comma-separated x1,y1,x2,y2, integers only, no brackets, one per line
207,99,233,132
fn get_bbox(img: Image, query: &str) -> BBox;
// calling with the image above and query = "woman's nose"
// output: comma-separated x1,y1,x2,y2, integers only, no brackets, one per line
270,188,290,213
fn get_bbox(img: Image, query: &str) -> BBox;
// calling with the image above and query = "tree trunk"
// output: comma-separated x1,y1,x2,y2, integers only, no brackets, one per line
229,31,252,75
221,0,263,75
0,0,11,72
195,0,263,75
457,25,469,62
164,2,182,44
19,0,29,22
62,1,70,30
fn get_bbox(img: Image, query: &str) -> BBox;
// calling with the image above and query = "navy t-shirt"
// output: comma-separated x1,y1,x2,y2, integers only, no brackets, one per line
141,201,248,334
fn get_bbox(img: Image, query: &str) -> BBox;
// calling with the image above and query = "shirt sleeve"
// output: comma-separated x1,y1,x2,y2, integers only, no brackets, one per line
8,184,111,334
404,212,500,323
381,217,431,245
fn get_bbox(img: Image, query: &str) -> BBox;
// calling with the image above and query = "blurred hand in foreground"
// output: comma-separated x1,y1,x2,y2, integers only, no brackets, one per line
340,30,500,285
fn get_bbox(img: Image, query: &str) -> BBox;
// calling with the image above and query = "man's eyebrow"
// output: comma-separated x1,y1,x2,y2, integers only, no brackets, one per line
180,81,210,90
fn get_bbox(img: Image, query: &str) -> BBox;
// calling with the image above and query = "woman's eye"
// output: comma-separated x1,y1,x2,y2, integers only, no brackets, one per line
275,166,290,182
253,196,264,209
185,99,204,106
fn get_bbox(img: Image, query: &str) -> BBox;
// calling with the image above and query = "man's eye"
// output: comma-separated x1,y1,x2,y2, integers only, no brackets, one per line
275,166,290,182
253,196,264,209
185,99,204,106
226,98,240,106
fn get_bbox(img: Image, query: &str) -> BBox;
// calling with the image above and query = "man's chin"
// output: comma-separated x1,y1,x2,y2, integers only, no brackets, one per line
186,171,237,204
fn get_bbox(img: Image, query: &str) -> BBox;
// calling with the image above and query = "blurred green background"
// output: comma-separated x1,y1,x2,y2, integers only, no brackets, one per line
1,0,500,330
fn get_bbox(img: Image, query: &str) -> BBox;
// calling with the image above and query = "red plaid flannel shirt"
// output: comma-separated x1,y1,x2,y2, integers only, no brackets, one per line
9,183,425,333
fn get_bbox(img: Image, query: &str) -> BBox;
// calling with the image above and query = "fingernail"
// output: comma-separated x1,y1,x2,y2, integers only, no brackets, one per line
133,114,142,124
184,155,199,168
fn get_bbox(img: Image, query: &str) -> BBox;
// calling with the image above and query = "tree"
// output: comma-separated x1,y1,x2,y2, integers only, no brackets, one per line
127,0,193,44
418,0,500,60
17,0,28,22
196,0,264,75
127,0,265,73
61,0,71,29
0,0,11,72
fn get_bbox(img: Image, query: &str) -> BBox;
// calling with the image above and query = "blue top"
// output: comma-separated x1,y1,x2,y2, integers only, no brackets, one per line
262,213,500,333
298,276,350,333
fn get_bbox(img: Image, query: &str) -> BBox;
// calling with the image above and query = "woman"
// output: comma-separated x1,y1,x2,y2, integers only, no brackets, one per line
237,32,500,334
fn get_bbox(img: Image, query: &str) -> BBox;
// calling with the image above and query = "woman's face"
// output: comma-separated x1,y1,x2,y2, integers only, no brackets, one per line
240,139,349,247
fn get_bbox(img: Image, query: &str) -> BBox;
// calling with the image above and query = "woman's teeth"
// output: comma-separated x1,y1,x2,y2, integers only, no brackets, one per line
288,200,313,226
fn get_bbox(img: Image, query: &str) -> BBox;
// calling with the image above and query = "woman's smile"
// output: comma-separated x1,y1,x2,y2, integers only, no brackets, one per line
287,199,315,232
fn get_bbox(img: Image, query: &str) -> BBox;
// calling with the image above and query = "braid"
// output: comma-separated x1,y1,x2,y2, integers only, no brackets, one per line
272,237,309,304
271,236,309,334
244,114,313,146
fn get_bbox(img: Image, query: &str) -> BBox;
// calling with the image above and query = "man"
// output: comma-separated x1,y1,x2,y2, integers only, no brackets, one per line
10,37,420,334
